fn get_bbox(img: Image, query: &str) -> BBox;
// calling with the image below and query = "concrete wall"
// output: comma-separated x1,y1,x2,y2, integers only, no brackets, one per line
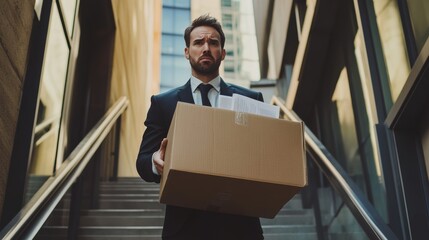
0,0,35,217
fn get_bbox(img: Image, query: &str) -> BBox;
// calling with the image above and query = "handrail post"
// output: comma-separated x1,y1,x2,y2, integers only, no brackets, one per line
67,176,84,239
110,116,122,182
308,155,326,240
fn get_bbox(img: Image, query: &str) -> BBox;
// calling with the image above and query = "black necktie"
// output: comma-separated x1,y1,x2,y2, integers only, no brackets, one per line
198,84,213,106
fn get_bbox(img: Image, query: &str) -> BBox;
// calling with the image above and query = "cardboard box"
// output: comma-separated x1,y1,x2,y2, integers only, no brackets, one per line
160,102,306,218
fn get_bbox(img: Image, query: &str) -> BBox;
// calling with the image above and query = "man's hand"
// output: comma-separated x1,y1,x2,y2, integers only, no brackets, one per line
153,138,168,175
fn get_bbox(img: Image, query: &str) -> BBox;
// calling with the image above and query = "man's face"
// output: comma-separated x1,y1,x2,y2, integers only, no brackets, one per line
185,26,226,77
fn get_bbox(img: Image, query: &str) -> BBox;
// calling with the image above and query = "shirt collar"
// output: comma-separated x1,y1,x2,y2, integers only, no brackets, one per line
191,76,221,93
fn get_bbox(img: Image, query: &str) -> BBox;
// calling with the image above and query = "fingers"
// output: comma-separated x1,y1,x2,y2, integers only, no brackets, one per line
154,138,168,175
154,156,164,175
159,138,168,160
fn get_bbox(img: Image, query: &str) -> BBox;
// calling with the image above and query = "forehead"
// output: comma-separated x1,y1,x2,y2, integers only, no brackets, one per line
190,26,220,40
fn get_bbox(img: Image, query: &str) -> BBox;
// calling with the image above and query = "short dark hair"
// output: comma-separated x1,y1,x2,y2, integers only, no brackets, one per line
184,14,225,48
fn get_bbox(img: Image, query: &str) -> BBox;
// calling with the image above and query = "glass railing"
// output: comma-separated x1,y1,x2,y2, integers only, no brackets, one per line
0,97,128,240
272,96,397,240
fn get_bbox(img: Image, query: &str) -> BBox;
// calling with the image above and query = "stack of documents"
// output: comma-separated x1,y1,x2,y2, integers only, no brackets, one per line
218,94,280,119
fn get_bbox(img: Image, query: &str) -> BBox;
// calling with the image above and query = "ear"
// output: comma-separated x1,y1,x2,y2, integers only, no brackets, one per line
185,47,189,59
221,48,226,61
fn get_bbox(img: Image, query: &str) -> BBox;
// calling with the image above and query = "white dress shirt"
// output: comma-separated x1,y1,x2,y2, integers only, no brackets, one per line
190,76,221,107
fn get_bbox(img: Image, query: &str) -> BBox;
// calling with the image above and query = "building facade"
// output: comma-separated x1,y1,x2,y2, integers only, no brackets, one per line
254,0,429,238
0,0,162,229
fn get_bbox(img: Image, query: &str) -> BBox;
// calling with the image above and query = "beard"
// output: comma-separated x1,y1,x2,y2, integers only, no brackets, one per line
189,54,222,76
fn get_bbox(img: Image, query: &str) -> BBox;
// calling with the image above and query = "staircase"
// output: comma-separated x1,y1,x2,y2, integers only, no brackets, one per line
36,177,316,239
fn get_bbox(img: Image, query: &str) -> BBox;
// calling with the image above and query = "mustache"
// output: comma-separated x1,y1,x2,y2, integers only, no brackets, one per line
199,53,214,61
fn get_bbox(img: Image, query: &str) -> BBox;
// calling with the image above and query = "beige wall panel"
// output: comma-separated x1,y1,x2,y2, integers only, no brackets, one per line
0,0,35,218
253,0,273,78
267,0,292,79
191,0,221,21
110,0,162,176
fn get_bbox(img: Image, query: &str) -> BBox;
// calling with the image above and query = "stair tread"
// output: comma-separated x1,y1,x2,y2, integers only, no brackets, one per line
41,180,316,238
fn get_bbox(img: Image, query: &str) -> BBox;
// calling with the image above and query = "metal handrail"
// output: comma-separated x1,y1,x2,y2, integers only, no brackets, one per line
271,96,397,240
0,96,129,239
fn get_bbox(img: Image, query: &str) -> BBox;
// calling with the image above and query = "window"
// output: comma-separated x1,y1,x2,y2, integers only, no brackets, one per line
160,0,190,92
373,0,411,102
406,0,429,52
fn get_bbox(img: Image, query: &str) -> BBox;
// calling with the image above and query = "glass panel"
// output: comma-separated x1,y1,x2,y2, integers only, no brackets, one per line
160,4,190,91
59,0,77,38
161,34,174,54
163,0,190,8
332,68,366,188
317,1,388,222
174,0,190,8
406,0,429,52
163,0,175,7
26,1,70,202
173,9,190,35
174,55,190,86
161,34,184,55
173,35,185,55
354,29,388,221
162,8,173,33
160,55,174,90
275,103,371,240
373,0,411,102
318,184,369,239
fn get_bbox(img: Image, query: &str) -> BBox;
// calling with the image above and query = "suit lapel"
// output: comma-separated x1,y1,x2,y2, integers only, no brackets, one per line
220,79,234,96
178,80,195,104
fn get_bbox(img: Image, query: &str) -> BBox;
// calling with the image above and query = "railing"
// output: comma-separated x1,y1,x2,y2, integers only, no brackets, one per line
0,97,129,240
271,96,397,240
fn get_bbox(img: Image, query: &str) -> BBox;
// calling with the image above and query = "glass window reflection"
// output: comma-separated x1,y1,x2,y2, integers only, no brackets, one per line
160,1,190,92
373,0,411,103
161,35,174,54
332,68,365,185
28,1,69,183
406,0,429,52
59,0,77,38
174,9,190,35
162,8,173,33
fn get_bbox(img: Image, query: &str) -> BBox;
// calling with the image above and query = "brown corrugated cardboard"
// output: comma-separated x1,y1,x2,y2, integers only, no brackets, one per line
160,102,306,218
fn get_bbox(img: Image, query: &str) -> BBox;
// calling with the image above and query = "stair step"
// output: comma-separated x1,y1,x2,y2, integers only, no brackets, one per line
47,215,314,227
37,226,163,237
264,232,318,240
39,179,317,239
329,232,368,240
89,208,164,216
97,193,160,199
78,236,161,240
47,215,165,226
60,199,164,209
262,225,316,234
261,214,315,225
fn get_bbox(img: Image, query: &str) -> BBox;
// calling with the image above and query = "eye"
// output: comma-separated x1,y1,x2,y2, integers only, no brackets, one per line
209,40,220,46
193,40,203,45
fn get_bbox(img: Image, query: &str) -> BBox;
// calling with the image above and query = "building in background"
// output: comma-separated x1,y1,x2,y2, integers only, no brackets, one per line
159,0,192,93
160,0,260,93
220,0,260,87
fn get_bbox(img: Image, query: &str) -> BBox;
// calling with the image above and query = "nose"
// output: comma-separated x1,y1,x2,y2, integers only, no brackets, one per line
202,42,209,53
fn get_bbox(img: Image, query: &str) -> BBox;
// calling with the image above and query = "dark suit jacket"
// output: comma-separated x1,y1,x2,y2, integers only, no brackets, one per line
136,79,264,239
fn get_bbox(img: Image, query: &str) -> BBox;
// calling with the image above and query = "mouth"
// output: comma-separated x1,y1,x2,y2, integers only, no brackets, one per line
199,56,214,62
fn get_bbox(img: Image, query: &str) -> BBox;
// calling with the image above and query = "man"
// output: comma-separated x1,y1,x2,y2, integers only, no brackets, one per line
136,14,264,240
